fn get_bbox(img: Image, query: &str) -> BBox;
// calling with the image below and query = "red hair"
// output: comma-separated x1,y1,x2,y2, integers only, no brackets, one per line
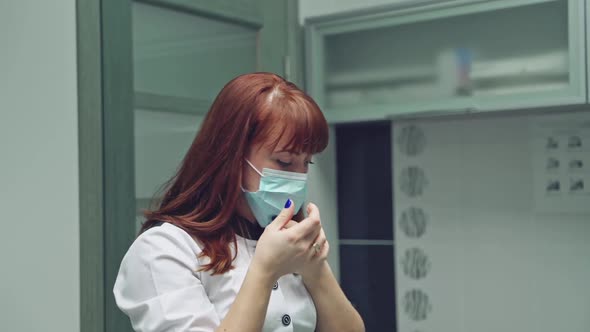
141,72,329,274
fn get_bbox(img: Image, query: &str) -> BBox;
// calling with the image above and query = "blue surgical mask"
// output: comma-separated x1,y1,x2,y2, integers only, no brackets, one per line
242,159,307,227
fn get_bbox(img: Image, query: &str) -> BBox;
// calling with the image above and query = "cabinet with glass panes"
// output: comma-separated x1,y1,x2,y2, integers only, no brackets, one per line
305,0,586,123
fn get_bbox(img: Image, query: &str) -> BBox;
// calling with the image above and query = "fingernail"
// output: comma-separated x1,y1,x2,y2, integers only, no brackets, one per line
284,199,292,209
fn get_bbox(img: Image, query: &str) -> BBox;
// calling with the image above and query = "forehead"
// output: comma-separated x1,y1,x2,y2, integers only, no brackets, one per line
272,133,299,152
251,135,311,157
249,107,326,157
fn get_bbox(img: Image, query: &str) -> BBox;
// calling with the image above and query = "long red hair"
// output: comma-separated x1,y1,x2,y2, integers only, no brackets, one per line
141,72,329,274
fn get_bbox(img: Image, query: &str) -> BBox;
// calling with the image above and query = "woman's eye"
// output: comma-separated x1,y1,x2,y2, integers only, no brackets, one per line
305,160,315,166
277,160,292,167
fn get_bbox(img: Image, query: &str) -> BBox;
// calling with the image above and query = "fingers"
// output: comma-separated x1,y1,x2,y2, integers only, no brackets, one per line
313,228,328,249
285,202,321,242
310,228,328,257
300,203,321,243
268,198,295,230
282,202,320,229
306,202,321,221
282,220,298,229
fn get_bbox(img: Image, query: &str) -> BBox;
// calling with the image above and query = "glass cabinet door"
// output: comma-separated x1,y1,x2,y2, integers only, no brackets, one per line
132,2,259,230
306,0,585,123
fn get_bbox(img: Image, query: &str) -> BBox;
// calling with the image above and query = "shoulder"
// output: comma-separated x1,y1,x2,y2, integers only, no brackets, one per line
119,222,204,278
113,223,224,330
138,222,202,253
114,223,207,301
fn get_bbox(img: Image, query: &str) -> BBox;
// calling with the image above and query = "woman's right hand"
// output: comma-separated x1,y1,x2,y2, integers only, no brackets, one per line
250,199,321,281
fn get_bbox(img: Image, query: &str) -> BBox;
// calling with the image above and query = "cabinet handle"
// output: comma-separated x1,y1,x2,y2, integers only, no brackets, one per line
388,107,478,120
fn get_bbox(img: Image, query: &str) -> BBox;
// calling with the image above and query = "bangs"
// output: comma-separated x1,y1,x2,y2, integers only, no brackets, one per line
251,89,329,154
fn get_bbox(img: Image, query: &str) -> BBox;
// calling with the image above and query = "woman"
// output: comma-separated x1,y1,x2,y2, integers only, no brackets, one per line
113,72,365,332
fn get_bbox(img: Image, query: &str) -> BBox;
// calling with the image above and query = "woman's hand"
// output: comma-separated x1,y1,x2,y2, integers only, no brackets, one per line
284,203,330,283
251,199,322,281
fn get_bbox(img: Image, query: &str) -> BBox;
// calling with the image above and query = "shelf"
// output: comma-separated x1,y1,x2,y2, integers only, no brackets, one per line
134,91,212,115
326,50,568,92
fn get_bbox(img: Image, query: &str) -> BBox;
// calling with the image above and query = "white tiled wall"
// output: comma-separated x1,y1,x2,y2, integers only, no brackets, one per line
393,111,590,332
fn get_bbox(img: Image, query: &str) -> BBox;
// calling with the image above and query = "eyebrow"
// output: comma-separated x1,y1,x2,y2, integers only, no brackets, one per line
273,151,314,160
273,150,314,157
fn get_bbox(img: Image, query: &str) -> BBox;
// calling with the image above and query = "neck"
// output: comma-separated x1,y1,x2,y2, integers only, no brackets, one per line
234,215,264,240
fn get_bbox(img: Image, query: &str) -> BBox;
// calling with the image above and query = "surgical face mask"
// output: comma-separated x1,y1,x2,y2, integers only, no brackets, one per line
242,159,307,228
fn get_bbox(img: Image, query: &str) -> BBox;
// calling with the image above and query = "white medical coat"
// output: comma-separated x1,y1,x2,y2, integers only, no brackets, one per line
113,222,317,332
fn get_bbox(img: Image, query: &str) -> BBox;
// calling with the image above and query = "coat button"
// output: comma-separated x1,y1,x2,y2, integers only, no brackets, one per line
281,314,291,326
272,281,278,290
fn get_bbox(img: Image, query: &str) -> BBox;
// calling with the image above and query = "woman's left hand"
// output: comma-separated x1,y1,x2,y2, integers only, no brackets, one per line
282,202,330,283
284,203,365,332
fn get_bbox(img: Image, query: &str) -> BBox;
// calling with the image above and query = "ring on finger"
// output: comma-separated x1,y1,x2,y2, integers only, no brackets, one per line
312,242,322,254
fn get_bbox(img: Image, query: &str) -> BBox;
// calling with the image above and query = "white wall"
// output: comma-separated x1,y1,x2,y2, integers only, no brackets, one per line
0,1,80,331
307,128,341,279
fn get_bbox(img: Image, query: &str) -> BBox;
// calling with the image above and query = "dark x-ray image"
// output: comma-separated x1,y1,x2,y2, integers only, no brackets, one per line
399,207,428,238
403,289,431,321
569,159,583,170
570,179,584,192
546,180,560,193
400,166,428,197
546,157,560,171
397,125,426,156
568,135,582,149
546,136,558,150
401,248,431,280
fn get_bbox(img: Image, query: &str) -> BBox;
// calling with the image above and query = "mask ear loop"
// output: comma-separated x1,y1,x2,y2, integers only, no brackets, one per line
245,159,264,177
241,159,264,193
